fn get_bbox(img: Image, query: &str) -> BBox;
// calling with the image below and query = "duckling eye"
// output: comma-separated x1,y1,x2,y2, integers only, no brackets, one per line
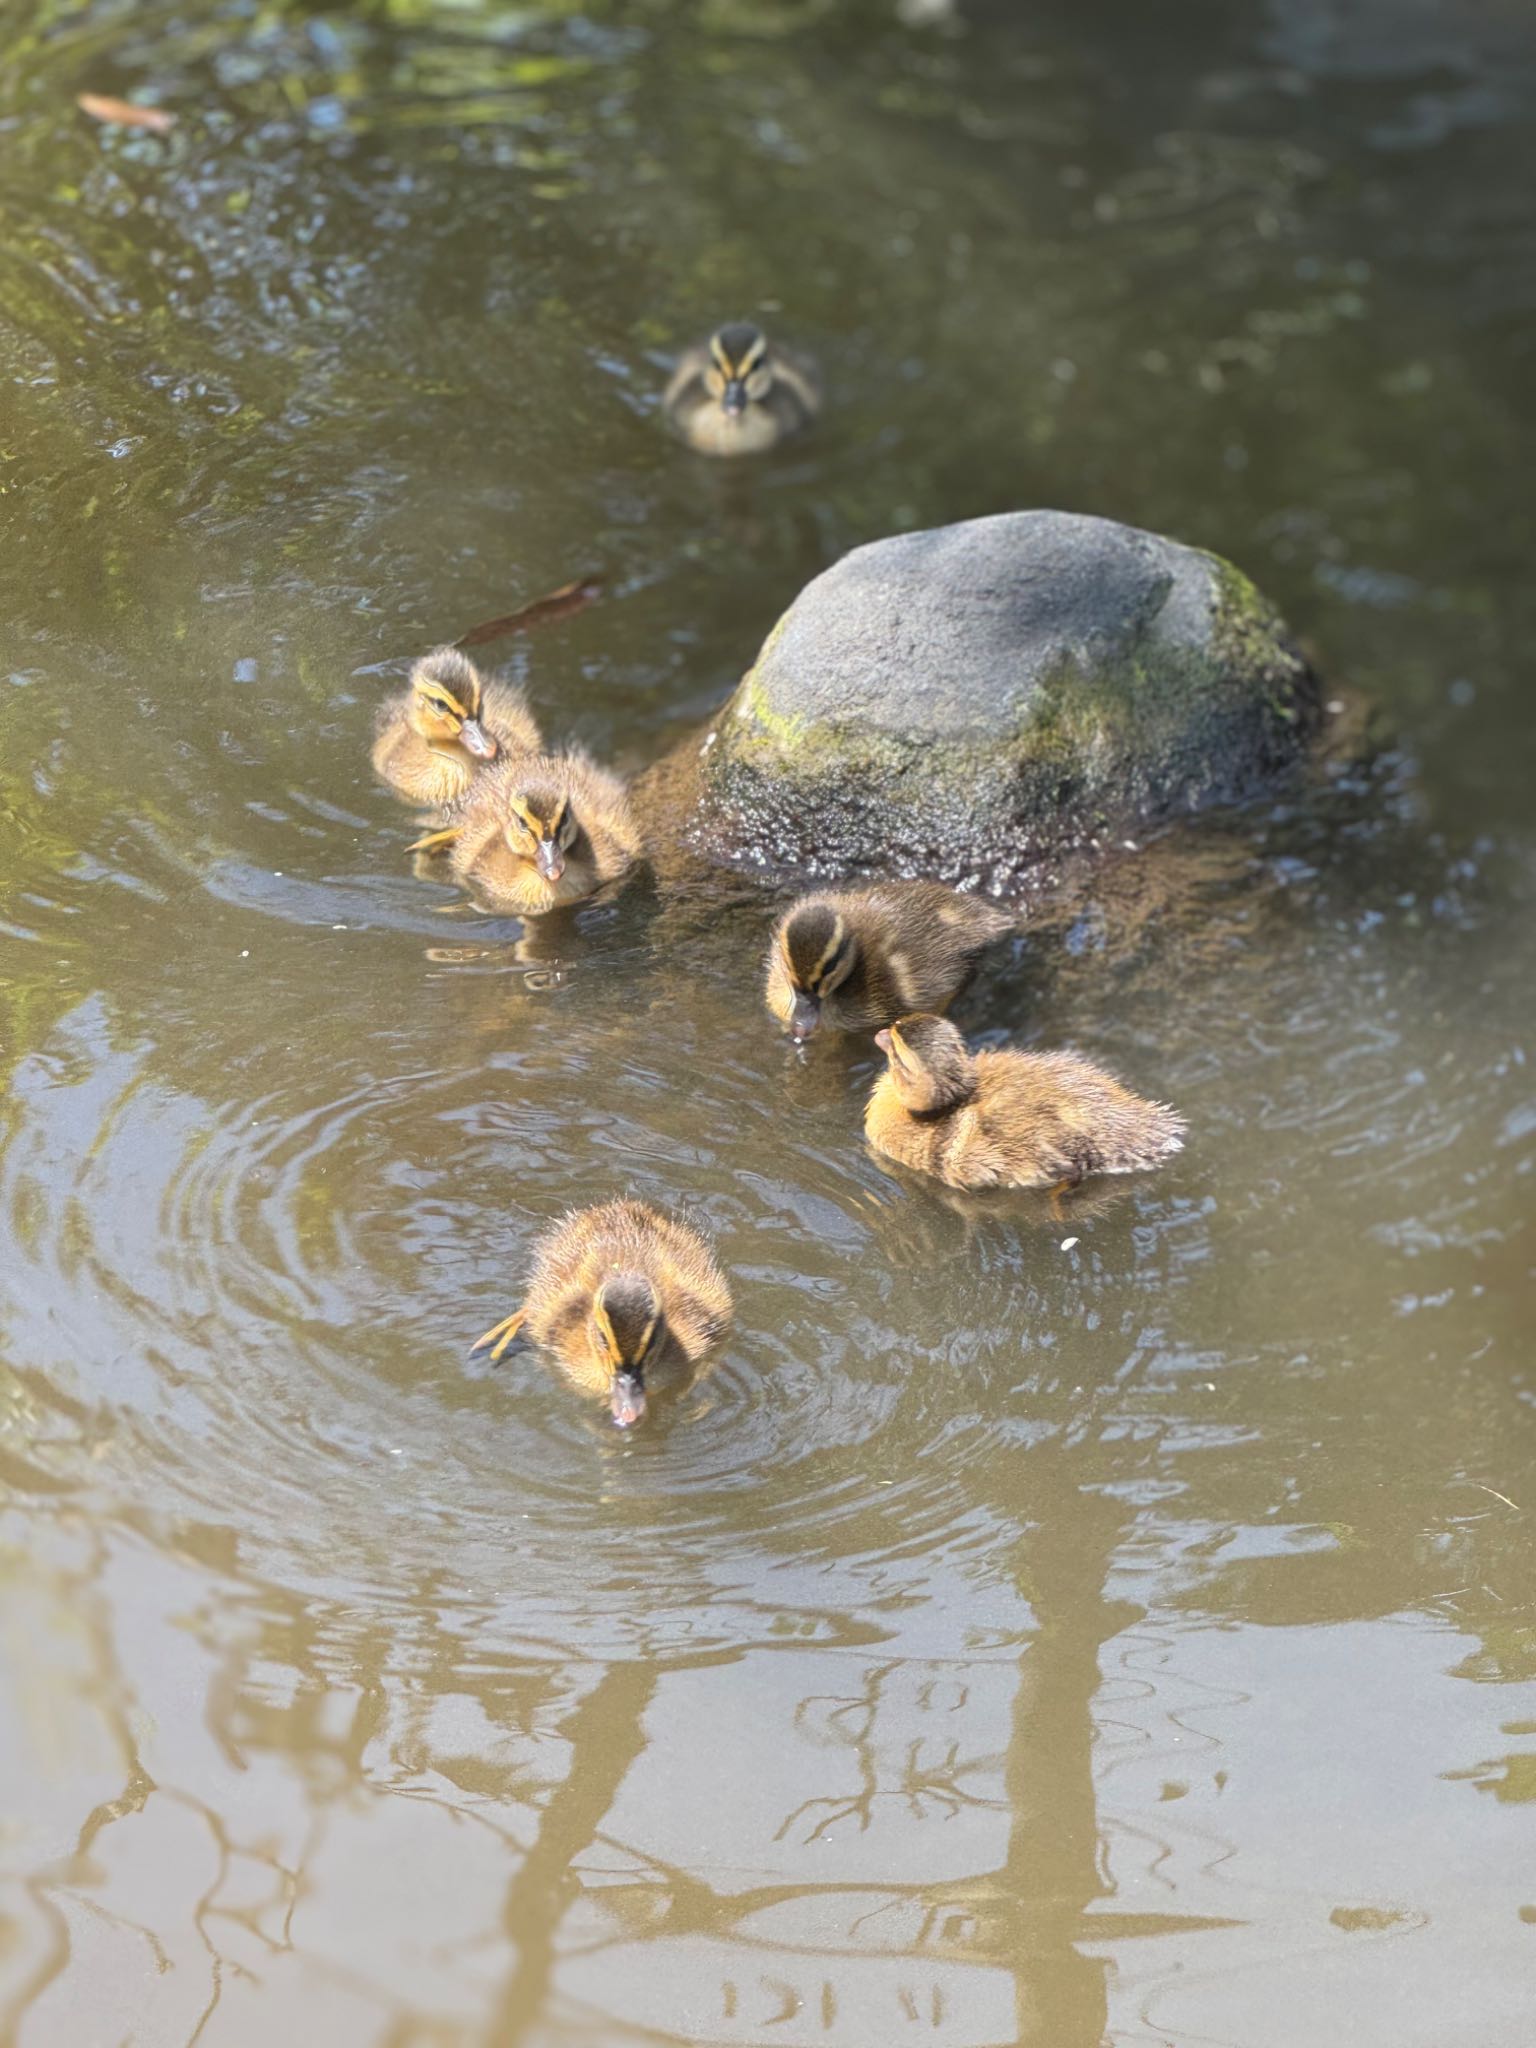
509,810,537,841
557,809,579,850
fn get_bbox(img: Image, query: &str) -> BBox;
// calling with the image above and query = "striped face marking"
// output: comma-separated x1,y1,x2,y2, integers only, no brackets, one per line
506,793,579,851
593,1277,664,1371
782,909,857,997
410,670,497,760
706,326,772,408
593,1299,660,1368
413,676,482,723
710,330,767,379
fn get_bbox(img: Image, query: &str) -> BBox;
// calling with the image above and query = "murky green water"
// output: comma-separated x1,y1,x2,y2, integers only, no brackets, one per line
1,1,1533,2042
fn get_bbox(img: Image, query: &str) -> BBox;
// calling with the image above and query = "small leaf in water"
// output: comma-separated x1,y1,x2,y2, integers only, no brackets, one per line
455,577,602,651
1330,1905,1417,1933
77,94,177,134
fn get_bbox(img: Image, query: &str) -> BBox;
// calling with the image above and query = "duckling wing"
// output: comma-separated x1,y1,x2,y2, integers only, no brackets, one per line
864,882,1013,1004
663,346,712,416
960,1053,1083,1187
480,677,543,759
372,688,411,742
772,345,822,419
980,1050,1183,1182
369,707,410,783
570,754,644,866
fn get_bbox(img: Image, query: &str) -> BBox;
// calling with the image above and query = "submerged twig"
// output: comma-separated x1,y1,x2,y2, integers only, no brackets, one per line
1454,1481,1523,1514
454,577,602,651
77,94,177,134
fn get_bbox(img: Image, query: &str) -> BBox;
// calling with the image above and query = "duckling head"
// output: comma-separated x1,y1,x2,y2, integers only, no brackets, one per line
775,903,859,1042
591,1273,664,1428
704,322,776,419
502,783,582,885
874,1013,977,1115
408,649,498,763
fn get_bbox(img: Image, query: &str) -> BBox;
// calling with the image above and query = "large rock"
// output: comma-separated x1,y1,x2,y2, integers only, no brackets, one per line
679,510,1322,891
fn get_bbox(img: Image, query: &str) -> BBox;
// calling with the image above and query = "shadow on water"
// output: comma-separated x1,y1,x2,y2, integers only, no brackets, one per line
0,0,1534,2043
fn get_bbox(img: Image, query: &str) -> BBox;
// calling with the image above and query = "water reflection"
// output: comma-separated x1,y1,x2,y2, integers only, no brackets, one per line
1,0,1535,2041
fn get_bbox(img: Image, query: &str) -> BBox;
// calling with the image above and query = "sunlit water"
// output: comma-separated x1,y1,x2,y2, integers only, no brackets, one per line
0,1,1533,2043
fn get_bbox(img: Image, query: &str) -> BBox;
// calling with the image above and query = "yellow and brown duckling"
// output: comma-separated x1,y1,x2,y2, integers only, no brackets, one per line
471,1200,733,1428
664,322,821,456
412,749,642,914
765,881,1015,1043
372,647,542,809
866,1012,1185,1193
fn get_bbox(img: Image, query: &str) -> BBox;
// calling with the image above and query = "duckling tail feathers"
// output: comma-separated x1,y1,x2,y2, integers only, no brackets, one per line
1142,1103,1188,1163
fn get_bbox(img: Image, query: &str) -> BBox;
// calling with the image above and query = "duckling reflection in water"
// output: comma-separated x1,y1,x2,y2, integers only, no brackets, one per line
664,323,820,456
372,647,541,809
860,1159,1136,1264
866,1013,1185,1193
766,881,1015,1042
472,1200,733,1428
411,750,642,915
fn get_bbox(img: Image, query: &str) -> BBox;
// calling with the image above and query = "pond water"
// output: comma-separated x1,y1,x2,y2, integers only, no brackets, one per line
1,1,1533,2042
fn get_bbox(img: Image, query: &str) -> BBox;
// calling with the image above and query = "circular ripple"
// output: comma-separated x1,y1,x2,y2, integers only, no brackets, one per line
1,812,1517,1663
0,969,1107,1654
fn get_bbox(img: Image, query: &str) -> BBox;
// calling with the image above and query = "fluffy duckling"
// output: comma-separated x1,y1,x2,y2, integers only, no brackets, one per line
372,648,542,809
866,1013,1185,1192
664,322,820,456
471,1200,733,1428
766,881,1014,1042
414,750,642,914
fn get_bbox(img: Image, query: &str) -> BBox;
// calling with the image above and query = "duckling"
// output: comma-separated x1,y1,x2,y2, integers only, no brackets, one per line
372,647,542,809
765,881,1015,1042
664,322,820,456
866,1012,1185,1192
413,749,642,914
471,1199,733,1428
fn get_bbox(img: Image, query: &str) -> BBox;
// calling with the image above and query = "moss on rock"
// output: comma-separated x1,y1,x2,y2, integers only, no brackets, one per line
681,510,1320,890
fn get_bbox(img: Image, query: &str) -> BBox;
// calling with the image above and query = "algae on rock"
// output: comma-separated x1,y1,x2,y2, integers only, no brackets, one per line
673,510,1320,892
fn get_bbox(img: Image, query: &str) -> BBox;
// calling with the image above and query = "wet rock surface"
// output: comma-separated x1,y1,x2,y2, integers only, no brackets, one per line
677,510,1321,891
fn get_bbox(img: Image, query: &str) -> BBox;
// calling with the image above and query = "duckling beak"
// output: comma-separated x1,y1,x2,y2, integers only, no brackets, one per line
610,1372,646,1429
874,1028,893,1055
722,378,747,416
789,992,820,1041
535,839,566,882
459,718,497,761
